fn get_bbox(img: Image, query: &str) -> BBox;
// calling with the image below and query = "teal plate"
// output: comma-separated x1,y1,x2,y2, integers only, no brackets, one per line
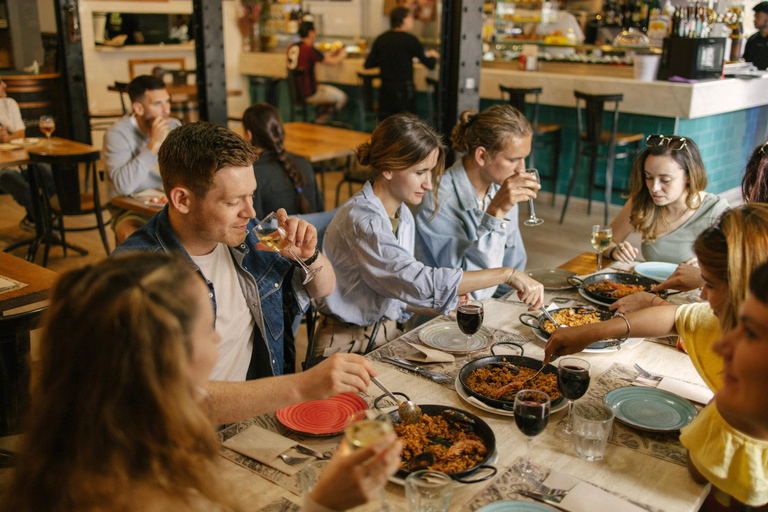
604,387,698,432
476,501,557,512
634,262,678,282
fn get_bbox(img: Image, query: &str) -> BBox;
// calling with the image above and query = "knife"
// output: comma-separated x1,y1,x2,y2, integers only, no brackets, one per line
381,357,453,383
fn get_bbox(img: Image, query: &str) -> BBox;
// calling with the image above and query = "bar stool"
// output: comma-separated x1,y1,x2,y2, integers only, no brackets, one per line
250,76,281,106
425,77,439,126
286,68,337,123
357,72,379,131
499,85,562,206
559,91,644,225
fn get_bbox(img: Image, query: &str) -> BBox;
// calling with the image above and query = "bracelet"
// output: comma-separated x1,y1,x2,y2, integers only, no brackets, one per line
609,246,618,260
652,296,667,306
293,248,320,269
613,313,631,350
506,268,516,285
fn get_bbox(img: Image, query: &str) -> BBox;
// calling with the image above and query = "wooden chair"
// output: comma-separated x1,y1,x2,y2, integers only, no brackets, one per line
286,68,336,123
559,91,644,225
499,85,562,206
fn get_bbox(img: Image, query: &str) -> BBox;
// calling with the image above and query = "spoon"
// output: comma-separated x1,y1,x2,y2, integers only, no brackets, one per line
540,306,565,329
370,376,422,424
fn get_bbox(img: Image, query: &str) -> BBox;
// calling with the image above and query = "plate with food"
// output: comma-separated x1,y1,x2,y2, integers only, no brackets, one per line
276,393,368,436
143,195,168,207
634,262,678,282
568,273,668,305
418,322,495,354
10,137,40,146
476,502,558,512
457,342,566,413
525,268,577,290
604,387,698,432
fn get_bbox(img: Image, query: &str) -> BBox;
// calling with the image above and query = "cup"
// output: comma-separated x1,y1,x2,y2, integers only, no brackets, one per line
405,470,453,512
299,460,329,495
573,403,614,462
633,54,660,82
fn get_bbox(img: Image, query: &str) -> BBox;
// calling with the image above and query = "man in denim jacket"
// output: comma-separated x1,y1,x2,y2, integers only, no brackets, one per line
114,122,376,424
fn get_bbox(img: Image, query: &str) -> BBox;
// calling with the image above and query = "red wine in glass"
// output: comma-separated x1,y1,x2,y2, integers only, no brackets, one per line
557,357,591,435
514,389,550,476
457,300,483,362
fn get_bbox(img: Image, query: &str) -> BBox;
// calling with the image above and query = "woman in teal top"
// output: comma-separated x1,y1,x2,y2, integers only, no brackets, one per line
605,135,729,265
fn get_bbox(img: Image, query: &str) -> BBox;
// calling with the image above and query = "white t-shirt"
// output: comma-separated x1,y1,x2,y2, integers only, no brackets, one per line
191,244,255,382
0,97,25,134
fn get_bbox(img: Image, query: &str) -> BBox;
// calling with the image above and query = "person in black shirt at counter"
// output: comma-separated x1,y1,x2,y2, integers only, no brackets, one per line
364,6,439,121
744,1,768,70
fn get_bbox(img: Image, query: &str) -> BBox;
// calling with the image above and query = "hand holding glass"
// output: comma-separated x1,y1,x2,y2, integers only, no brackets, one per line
252,211,320,284
591,225,612,271
345,410,394,511
523,168,544,226
457,299,484,363
557,357,591,435
514,389,550,476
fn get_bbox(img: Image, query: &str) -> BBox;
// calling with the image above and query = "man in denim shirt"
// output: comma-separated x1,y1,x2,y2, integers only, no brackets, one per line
114,122,376,425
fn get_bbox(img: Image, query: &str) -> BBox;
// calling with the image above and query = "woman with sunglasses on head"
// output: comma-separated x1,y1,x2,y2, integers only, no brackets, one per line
679,261,768,511
545,204,768,401
603,135,729,266
314,114,544,357
6,253,402,512
414,105,539,300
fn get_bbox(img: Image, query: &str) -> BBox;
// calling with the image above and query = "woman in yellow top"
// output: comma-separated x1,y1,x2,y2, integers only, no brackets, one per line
681,262,768,509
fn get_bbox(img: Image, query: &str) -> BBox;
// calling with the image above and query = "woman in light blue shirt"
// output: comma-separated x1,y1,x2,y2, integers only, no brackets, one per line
315,114,544,357
415,105,539,300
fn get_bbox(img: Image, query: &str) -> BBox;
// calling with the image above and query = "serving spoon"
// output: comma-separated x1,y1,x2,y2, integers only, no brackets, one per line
370,376,422,424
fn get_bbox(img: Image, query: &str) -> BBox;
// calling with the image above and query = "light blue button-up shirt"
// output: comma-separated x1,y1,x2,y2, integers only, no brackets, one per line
317,181,463,326
415,159,527,300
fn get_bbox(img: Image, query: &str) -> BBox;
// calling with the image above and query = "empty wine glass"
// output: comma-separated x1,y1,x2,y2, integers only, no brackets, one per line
39,116,55,145
457,298,484,363
523,168,544,226
591,225,612,271
557,357,591,435
514,389,550,476
252,211,321,284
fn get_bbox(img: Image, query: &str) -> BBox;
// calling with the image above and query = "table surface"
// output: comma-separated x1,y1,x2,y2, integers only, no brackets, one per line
0,137,100,167
216,252,708,512
0,252,57,314
110,195,165,218
284,122,370,163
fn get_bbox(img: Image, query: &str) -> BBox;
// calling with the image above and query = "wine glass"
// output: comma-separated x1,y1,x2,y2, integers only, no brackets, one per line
557,357,591,435
591,225,612,271
252,211,321,284
523,168,544,227
457,298,484,363
345,410,395,511
513,389,550,476
39,116,55,145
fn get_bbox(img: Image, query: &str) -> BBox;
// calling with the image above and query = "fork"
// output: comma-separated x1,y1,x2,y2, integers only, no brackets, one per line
634,363,663,381
518,472,568,497
278,453,310,465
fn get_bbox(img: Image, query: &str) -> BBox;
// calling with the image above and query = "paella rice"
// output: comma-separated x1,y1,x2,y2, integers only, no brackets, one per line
542,309,603,333
586,279,649,298
394,412,486,474
466,365,561,401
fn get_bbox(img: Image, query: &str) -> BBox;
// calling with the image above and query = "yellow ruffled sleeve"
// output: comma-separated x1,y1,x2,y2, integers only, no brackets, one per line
680,404,768,507
675,303,722,391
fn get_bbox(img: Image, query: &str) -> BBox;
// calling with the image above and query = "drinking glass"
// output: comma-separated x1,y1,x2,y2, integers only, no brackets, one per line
39,115,55,145
299,460,329,495
457,298,484,363
345,410,395,511
513,389,550,476
573,403,614,462
557,357,591,435
252,211,321,284
405,470,453,512
523,168,544,226
591,225,612,270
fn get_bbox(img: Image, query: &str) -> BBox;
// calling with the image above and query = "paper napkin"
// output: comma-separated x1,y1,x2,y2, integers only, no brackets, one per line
222,424,308,475
404,342,455,363
633,376,713,405
543,470,647,512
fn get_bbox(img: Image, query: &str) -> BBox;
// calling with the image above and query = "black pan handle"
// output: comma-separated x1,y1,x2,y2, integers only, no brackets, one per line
490,342,524,357
373,392,409,412
566,276,584,287
518,313,540,330
452,465,498,484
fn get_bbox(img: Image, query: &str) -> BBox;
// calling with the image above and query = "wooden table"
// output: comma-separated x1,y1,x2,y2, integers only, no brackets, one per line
110,195,165,218
216,255,709,512
0,252,57,435
0,137,99,167
558,251,614,275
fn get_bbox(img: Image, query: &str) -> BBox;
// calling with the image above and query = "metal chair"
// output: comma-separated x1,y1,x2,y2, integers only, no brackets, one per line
357,72,379,131
286,68,336,123
500,85,562,206
335,158,371,207
559,91,644,225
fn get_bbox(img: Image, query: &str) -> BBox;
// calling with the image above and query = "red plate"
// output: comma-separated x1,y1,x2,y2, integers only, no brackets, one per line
276,393,368,436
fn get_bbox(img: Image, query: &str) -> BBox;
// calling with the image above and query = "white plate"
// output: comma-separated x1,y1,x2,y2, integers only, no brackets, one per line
10,137,40,146
578,287,614,307
634,262,678,282
418,323,495,354
530,325,642,353
455,376,569,415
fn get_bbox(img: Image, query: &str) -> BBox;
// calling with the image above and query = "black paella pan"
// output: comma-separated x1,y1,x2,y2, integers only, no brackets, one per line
457,342,563,411
519,306,619,350
374,394,497,484
567,272,668,305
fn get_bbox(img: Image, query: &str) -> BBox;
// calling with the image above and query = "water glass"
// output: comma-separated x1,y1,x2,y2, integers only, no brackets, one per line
405,470,453,512
573,403,614,462
299,460,329,495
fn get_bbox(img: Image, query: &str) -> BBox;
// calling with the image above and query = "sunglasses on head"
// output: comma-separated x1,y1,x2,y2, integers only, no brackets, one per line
645,134,688,151
759,141,768,156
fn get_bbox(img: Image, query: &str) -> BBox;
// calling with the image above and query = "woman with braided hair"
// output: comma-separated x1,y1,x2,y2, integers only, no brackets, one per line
243,103,325,218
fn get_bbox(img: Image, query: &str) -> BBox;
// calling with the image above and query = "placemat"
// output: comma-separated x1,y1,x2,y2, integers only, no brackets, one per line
0,274,27,295
554,363,689,466
256,498,301,512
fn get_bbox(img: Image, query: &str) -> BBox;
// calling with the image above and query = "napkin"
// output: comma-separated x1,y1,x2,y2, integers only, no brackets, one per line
543,470,647,512
404,341,455,363
633,376,713,405
222,424,309,475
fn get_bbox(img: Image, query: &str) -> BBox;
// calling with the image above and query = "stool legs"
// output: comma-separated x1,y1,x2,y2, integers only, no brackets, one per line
560,138,584,224
550,130,561,207
587,147,597,215
604,142,617,227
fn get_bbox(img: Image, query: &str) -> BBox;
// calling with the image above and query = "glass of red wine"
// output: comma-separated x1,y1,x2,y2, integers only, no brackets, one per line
558,357,591,435
514,389,550,476
457,299,484,363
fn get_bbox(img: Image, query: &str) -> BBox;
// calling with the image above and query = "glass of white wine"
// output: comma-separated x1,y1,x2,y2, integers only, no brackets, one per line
345,410,395,511
39,115,55,145
523,168,544,226
252,211,321,284
591,225,613,271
